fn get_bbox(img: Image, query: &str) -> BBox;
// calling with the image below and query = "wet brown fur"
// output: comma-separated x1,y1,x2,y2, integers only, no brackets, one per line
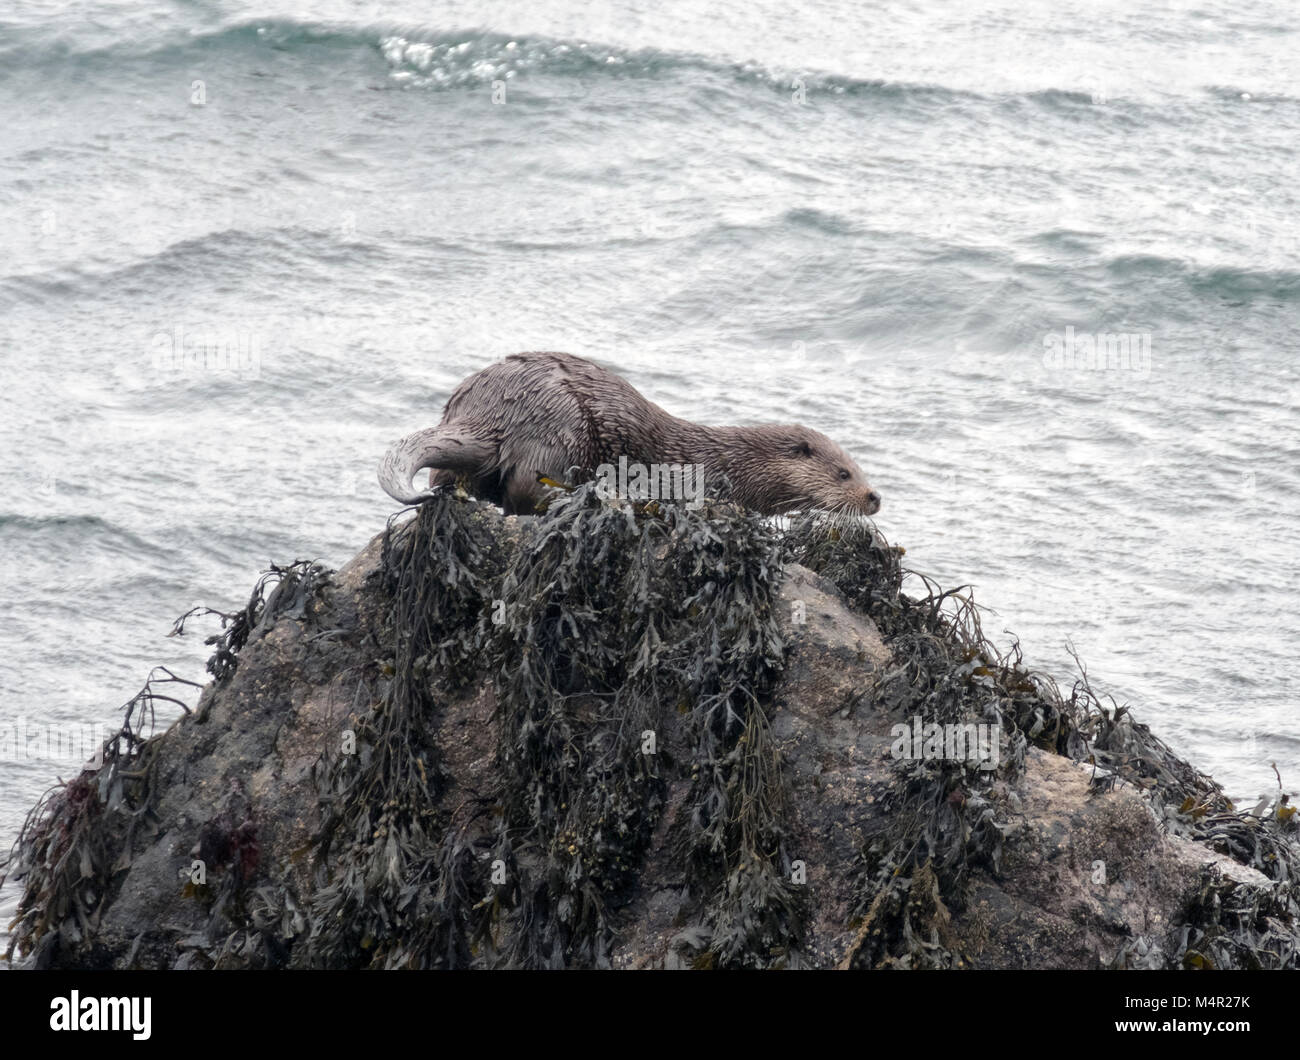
379,352,880,517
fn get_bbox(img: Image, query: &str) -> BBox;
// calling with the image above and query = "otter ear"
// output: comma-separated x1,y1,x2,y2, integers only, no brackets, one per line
792,441,813,457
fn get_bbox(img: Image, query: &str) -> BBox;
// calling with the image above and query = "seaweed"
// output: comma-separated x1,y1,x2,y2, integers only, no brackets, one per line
299,496,511,968
786,512,1299,969
284,481,806,969
170,559,331,685
1065,646,1300,913
488,486,669,967
8,479,1296,970
489,484,803,967
2,667,199,966
1169,871,1299,970
787,515,1022,967
3,554,334,968
661,497,804,968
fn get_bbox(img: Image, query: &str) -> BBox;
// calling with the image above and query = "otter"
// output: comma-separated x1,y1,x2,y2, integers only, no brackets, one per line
378,352,881,518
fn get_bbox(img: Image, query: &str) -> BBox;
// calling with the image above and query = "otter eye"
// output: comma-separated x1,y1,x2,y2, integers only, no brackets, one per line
838,468,850,480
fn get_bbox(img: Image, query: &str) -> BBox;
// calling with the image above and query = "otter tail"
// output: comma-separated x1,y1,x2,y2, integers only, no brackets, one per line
377,425,495,505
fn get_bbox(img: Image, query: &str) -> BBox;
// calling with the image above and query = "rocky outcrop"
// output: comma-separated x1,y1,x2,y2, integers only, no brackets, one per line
4,492,1297,969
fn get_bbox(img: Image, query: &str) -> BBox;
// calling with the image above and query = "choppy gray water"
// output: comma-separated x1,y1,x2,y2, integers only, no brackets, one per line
2,0,1298,942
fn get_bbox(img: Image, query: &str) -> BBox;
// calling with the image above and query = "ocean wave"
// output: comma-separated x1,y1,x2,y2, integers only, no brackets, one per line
1204,85,1300,105
0,17,910,94
1104,255,1300,302
0,511,160,556
0,15,1156,116
0,227,400,308
0,18,381,68
0,204,866,309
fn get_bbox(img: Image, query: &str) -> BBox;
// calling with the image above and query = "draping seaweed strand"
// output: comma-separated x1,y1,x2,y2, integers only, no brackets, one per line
660,497,805,968
490,485,666,968
301,497,509,968
169,560,331,686
489,481,805,968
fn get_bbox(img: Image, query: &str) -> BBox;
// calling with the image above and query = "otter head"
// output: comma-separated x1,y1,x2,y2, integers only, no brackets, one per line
757,425,881,517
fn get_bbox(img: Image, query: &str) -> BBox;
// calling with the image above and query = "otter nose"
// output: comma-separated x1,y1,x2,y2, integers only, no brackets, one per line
866,490,881,514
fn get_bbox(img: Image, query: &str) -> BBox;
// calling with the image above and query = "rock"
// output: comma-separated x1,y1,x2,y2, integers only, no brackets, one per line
4,494,1297,969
